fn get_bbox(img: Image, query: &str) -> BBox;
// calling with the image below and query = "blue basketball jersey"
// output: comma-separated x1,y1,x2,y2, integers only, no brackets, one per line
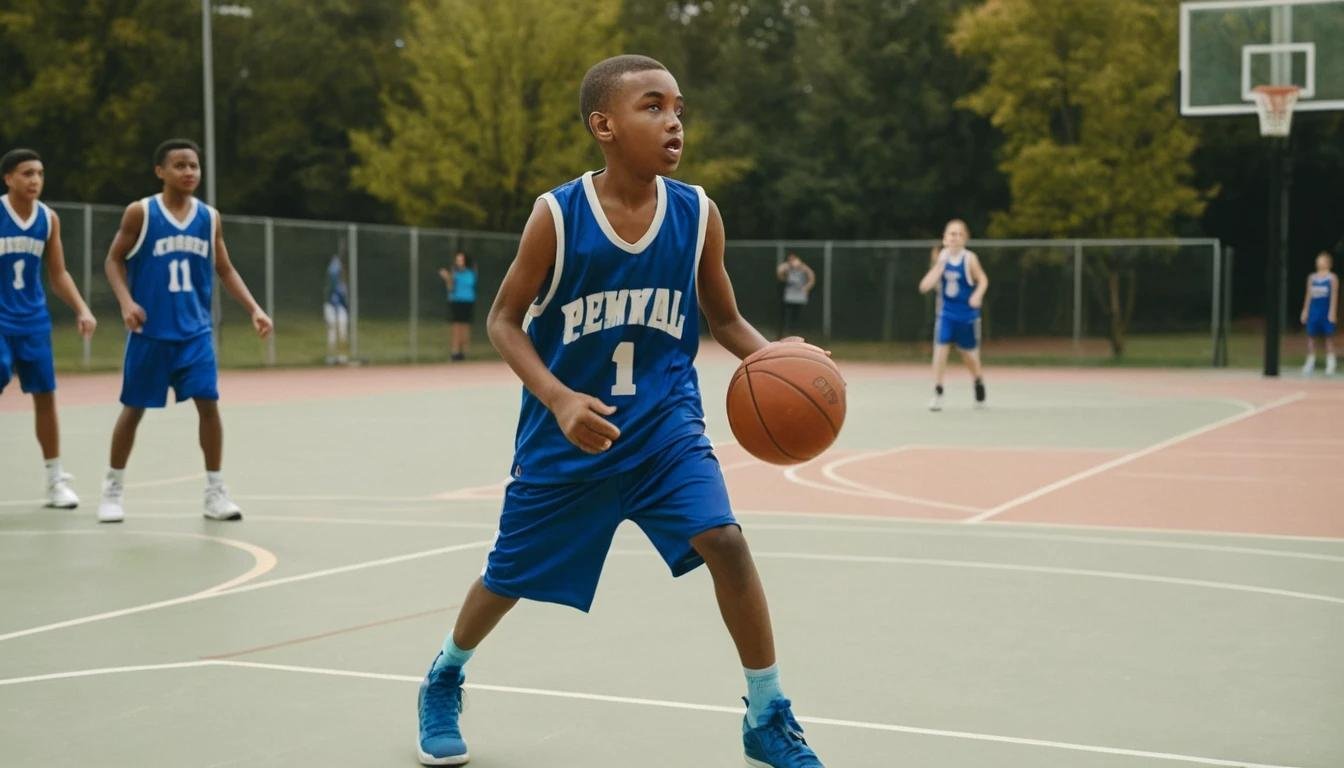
0,196,53,335
937,250,979,322
126,194,215,341
1307,273,1333,321
512,171,709,483
326,257,348,309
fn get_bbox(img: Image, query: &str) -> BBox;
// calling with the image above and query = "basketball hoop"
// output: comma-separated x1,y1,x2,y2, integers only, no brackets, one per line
1251,85,1300,137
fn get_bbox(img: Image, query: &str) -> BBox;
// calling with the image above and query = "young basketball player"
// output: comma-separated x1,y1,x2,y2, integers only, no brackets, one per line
1300,251,1337,376
918,218,988,410
324,243,350,364
97,139,272,523
1,149,98,507
416,56,825,768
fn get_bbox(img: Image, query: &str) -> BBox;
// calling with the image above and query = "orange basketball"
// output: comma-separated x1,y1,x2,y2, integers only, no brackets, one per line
726,342,846,465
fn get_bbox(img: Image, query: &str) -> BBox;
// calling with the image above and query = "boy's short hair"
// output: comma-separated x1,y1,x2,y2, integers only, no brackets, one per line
154,139,202,167
1,148,41,176
579,55,668,134
1319,251,1333,262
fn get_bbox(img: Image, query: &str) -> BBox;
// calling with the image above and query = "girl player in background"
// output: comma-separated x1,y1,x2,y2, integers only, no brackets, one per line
919,218,988,411
1300,250,1338,376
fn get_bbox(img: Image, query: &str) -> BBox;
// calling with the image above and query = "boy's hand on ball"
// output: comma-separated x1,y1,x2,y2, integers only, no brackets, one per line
777,336,831,357
554,391,620,454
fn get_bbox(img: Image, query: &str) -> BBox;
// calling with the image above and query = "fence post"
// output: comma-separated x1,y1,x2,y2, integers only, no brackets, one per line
348,222,359,361
82,204,93,368
822,241,833,340
264,218,275,366
410,227,419,363
881,256,896,343
1211,241,1222,367
1072,241,1083,352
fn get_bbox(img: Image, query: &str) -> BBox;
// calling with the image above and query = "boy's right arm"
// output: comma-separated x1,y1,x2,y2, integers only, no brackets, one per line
1301,275,1313,325
918,252,946,294
487,199,620,455
104,203,147,332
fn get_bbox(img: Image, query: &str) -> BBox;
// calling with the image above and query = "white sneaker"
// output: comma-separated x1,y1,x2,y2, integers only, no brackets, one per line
46,477,79,509
204,485,243,521
97,478,124,523
1327,355,1337,376
1302,355,1316,376
928,393,944,412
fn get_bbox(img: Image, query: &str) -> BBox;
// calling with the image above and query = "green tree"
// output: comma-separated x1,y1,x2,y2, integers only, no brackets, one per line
351,0,622,231
952,0,1207,355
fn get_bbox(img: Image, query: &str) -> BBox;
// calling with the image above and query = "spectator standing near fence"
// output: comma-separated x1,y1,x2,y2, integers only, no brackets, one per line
775,252,814,339
438,251,477,361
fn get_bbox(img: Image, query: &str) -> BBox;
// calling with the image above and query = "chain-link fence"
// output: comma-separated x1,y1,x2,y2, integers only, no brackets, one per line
44,203,1225,368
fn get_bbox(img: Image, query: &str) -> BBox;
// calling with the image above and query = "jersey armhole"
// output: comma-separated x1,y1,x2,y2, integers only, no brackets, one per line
524,193,565,329
692,186,709,283
40,203,54,243
125,198,151,260
965,249,980,287
208,205,220,262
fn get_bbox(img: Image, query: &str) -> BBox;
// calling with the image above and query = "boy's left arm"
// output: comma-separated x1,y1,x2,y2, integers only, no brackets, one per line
697,199,770,359
213,214,273,338
42,211,97,338
968,251,990,309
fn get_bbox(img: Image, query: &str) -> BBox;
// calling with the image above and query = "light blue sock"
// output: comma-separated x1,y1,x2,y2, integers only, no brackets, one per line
745,664,784,727
433,635,475,672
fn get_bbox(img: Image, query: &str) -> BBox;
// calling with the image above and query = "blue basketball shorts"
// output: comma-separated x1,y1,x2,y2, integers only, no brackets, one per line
0,331,56,395
1306,315,1336,338
482,434,738,612
935,315,981,350
120,332,219,408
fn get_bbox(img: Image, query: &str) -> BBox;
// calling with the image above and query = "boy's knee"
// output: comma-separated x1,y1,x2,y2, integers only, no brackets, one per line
692,524,748,562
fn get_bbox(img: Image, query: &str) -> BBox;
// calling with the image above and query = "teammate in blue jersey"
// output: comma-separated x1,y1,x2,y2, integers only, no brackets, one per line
1,148,98,508
324,243,349,364
1300,251,1338,376
416,56,826,768
918,218,989,410
96,139,273,523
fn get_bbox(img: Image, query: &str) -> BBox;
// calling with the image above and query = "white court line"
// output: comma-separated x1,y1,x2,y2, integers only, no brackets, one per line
735,508,1344,544
0,539,491,645
739,550,1344,605
964,392,1307,524
1167,450,1343,460
127,511,497,530
0,660,1310,768
783,458,984,514
0,529,276,597
739,523,1344,564
820,448,985,514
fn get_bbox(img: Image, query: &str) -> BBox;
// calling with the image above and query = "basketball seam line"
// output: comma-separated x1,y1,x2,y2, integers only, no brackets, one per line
742,363,801,462
750,367,841,435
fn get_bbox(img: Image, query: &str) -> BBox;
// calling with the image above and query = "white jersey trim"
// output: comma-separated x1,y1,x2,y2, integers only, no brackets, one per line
581,171,666,255
156,193,199,230
126,197,151,260
525,193,566,329
208,205,219,262
692,186,709,281
1,194,42,231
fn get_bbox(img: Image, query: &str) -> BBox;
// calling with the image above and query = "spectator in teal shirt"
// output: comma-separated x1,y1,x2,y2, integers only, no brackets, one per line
438,251,477,361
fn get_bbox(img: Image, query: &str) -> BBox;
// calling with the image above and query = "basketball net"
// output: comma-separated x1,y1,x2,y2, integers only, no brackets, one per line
1251,85,1300,137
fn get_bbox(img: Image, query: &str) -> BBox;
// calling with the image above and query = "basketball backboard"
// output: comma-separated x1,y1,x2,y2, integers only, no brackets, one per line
1180,0,1344,115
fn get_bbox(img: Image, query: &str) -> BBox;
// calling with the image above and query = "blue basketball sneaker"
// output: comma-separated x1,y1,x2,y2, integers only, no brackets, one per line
417,654,469,765
742,697,824,767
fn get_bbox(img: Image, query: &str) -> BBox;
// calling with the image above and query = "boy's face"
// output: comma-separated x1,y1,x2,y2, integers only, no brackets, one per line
155,149,201,194
601,68,684,174
943,222,968,250
1317,255,1332,272
3,160,44,201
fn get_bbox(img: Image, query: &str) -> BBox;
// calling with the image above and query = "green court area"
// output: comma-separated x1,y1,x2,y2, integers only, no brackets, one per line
1,358,1340,768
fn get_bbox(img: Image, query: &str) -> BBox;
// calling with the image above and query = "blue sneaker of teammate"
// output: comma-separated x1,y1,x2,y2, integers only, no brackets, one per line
417,654,469,765
742,697,824,767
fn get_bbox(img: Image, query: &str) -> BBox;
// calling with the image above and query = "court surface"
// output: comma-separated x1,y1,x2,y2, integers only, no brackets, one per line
2,349,1341,768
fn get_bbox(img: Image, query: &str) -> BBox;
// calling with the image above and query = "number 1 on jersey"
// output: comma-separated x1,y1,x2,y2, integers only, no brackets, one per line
11,261,26,290
611,341,636,396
